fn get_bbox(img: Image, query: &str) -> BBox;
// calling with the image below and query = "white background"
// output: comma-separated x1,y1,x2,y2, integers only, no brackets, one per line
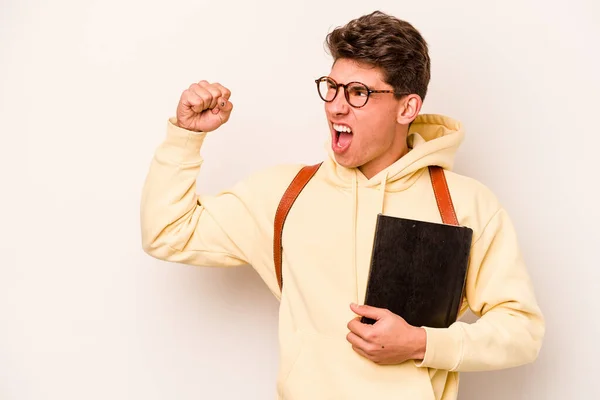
1,0,599,399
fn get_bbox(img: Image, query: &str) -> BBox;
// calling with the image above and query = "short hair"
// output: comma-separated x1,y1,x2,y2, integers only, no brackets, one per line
325,10,431,101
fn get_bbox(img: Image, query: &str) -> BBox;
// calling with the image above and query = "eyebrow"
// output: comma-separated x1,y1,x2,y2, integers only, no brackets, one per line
329,77,382,87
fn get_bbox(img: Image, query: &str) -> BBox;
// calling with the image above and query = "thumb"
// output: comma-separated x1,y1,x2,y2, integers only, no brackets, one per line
220,98,233,113
350,303,387,321
211,97,233,115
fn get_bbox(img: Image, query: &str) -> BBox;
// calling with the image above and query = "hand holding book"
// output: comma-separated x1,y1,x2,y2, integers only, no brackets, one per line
346,303,427,364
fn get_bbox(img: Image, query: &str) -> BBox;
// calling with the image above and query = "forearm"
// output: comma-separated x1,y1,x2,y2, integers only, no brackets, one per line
418,305,544,371
415,207,545,371
140,118,254,268
141,118,206,254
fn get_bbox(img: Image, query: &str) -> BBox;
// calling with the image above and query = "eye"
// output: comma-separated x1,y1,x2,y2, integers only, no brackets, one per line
348,86,368,97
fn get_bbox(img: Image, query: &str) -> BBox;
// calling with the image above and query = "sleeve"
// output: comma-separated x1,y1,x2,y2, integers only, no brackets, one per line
415,207,546,371
140,118,261,269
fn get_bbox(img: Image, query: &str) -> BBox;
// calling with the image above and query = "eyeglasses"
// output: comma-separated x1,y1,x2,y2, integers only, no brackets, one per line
315,76,405,108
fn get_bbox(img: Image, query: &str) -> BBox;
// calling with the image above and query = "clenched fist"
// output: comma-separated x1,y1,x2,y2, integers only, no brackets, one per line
176,80,233,132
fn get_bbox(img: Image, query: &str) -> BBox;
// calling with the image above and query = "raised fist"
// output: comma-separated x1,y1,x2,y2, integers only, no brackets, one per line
176,80,233,132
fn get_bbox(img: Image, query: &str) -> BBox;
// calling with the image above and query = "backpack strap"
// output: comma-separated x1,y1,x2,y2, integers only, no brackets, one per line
273,163,322,292
273,164,458,293
428,165,459,226
429,165,465,314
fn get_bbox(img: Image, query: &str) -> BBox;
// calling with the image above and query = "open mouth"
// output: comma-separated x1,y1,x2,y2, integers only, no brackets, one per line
332,123,353,152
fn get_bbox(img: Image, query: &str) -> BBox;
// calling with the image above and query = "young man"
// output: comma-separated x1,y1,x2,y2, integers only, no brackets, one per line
140,11,544,400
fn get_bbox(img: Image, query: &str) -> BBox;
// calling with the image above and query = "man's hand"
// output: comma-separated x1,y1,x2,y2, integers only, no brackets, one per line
346,303,427,365
176,81,233,132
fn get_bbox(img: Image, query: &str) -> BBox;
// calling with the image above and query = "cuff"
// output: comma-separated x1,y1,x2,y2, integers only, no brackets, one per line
414,326,463,371
164,117,208,154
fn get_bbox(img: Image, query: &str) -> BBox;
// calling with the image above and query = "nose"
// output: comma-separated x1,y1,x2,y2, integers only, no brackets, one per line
326,87,350,116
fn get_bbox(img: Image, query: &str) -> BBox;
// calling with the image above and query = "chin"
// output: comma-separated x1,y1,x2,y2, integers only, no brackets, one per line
334,154,362,169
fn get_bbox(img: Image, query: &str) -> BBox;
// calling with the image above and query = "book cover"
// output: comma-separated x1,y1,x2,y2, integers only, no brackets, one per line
361,213,473,328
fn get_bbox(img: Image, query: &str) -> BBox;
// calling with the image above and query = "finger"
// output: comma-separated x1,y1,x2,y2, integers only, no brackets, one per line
211,97,230,115
217,100,234,123
189,84,214,113
193,84,220,110
346,332,377,357
198,81,228,109
204,86,222,109
197,80,212,91
211,82,232,101
181,89,206,114
219,97,234,113
213,97,233,118
352,344,371,360
221,99,233,113
350,303,388,322
347,317,376,341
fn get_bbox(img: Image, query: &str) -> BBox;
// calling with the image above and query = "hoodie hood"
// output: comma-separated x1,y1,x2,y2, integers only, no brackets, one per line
322,113,464,191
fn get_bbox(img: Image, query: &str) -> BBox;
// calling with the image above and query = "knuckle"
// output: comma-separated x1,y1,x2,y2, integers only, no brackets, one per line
193,83,204,92
189,90,201,101
192,87,206,99
189,92,202,103
366,343,378,355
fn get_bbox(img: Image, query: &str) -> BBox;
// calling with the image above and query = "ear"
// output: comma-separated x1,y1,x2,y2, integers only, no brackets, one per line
396,94,422,125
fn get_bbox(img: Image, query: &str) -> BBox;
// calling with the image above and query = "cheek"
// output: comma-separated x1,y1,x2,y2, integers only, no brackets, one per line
357,112,394,139
354,114,396,157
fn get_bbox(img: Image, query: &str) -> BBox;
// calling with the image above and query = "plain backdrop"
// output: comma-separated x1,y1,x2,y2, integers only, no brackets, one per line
1,0,599,399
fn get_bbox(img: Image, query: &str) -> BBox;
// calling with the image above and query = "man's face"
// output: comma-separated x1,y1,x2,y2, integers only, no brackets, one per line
324,58,406,178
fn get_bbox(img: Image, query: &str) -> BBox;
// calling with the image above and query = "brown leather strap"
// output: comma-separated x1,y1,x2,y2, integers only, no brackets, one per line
273,164,457,293
428,166,464,314
273,163,322,291
428,166,459,226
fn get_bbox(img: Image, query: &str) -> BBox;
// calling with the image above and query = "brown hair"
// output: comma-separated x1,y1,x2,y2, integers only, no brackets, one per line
325,11,431,101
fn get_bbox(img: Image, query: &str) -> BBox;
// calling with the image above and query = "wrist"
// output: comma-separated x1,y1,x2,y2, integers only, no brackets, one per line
411,327,427,360
173,117,204,133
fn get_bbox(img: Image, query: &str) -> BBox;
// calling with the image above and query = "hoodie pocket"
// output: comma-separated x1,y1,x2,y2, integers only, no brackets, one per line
281,331,437,400
277,329,305,397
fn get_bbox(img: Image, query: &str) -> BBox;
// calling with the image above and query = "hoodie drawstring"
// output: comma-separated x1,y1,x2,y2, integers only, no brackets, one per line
379,170,388,214
351,170,388,303
352,170,358,303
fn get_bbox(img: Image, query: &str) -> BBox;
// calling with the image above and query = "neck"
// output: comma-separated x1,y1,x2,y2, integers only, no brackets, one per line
358,128,409,179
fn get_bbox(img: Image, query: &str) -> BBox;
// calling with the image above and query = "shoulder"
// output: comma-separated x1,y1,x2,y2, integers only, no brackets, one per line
444,170,500,203
242,163,310,189
231,162,318,214
442,170,504,237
